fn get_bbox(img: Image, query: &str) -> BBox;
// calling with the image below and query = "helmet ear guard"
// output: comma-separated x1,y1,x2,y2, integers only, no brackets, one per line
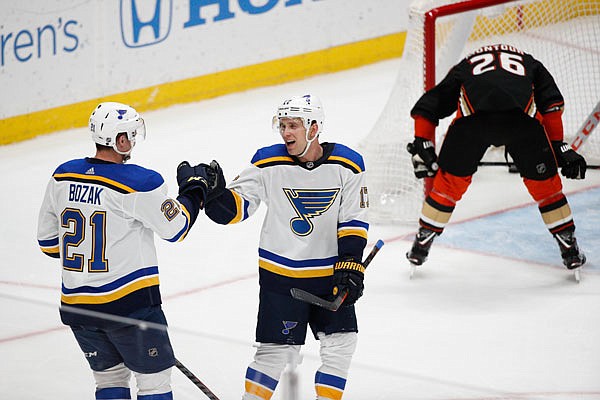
89,102,146,150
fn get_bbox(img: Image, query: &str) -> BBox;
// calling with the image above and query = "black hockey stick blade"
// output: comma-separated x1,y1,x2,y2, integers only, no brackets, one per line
175,359,221,400
290,239,385,311
290,287,347,311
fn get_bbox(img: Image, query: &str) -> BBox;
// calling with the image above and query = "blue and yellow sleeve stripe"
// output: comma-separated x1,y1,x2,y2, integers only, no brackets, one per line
166,204,192,242
39,237,60,258
228,190,249,224
337,220,368,240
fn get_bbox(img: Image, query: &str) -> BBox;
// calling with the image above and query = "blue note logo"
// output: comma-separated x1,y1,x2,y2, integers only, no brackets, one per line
283,188,340,236
282,321,298,335
120,0,172,48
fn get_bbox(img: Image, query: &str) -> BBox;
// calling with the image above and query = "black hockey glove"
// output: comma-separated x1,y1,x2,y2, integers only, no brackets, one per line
204,160,226,202
332,257,365,305
407,137,439,178
176,161,209,201
552,141,587,179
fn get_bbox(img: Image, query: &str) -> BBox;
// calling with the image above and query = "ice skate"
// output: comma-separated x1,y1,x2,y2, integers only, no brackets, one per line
406,228,438,278
554,230,586,270
406,227,437,265
554,230,585,283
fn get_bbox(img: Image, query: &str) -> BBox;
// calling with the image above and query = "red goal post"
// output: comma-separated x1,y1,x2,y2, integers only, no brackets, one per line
359,0,600,223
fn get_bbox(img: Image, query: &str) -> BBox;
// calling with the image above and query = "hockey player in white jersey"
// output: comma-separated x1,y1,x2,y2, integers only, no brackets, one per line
37,102,212,400
202,94,369,399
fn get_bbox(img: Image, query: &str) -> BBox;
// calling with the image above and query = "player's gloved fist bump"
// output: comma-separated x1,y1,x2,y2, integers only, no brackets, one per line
176,161,209,199
204,160,226,202
332,257,365,305
551,141,587,179
407,137,439,178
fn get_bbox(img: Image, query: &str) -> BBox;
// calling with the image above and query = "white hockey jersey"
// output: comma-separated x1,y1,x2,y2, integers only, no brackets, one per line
37,158,192,317
205,143,369,296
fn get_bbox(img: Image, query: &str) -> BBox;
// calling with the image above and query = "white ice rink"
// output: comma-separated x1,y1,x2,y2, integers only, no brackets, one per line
1,58,599,399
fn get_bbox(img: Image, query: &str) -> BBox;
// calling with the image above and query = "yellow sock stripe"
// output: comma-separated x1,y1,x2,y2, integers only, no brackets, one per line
315,385,344,400
244,381,274,400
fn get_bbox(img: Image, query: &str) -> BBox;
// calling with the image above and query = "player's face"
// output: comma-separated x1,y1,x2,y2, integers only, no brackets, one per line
279,117,308,156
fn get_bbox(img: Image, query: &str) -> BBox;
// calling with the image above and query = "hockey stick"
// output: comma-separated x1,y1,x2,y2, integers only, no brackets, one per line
571,99,600,151
478,161,600,169
175,359,221,400
290,239,385,311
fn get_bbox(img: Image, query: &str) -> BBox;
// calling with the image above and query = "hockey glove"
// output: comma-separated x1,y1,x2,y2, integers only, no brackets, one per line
204,160,227,202
176,161,209,201
552,141,587,179
407,137,439,178
332,257,365,305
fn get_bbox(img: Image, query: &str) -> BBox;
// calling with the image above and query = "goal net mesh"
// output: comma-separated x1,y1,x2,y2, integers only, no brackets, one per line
359,0,600,223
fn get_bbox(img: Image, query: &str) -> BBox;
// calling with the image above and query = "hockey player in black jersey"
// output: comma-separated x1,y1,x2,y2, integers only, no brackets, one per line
405,44,587,273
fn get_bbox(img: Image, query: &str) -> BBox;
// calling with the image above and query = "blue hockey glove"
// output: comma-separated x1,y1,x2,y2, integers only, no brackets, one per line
176,161,209,201
332,257,365,305
204,160,226,202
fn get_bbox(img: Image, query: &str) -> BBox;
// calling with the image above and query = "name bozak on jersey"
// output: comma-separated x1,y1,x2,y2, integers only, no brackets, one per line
222,143,369,296
37,158,192,314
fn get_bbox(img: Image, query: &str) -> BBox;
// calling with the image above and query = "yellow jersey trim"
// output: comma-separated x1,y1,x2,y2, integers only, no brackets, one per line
337,228,368,239
258,260,333,278
54,172,136,193
60,276,160,305
177,204,192,242
327,155,363,173
229,190,245,224
253,156,294,167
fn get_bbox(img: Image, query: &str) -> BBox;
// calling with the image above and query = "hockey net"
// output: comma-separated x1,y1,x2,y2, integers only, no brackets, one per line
360,0,600,223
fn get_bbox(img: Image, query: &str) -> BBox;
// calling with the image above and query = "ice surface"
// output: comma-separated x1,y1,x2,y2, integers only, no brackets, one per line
1,58,599,399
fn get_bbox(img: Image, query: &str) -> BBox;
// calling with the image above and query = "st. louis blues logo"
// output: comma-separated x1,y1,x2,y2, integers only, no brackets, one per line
282,321,298,335
283,188,340,236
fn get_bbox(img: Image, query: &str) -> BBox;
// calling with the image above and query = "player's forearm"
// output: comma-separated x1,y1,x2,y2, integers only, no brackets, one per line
541,109,564,142
204,189,241,224
338,235,367,262
176,193,202,229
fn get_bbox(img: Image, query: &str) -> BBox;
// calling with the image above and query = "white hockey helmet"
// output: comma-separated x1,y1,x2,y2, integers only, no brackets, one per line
276,94,325,136
89,102,146,151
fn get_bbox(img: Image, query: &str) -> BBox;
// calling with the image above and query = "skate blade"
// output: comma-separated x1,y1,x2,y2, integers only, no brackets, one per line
409,264,416,280
573,268,581,283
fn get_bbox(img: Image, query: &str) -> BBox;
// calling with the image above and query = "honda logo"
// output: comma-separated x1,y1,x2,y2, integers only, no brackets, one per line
120,0,172,48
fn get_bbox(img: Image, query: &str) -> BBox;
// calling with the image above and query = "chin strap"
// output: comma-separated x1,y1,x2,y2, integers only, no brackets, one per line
297,124,319,158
